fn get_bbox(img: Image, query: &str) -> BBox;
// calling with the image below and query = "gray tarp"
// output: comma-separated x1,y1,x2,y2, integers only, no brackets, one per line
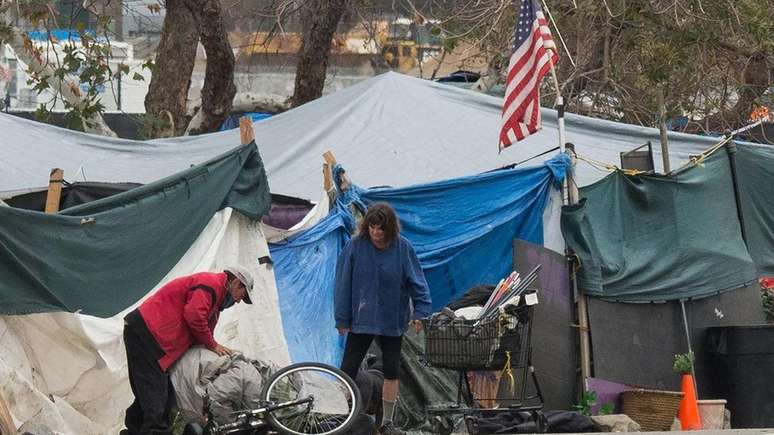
0,72,751,200
170,348,279,424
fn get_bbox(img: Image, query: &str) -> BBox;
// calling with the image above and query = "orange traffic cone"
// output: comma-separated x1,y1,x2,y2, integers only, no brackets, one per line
678,373,702,430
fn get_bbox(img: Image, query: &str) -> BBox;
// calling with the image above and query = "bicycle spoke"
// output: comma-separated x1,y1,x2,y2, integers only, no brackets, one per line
263,363,360,435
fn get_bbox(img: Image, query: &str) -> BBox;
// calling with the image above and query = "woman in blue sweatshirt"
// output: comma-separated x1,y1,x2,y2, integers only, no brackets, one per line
335,202,432,435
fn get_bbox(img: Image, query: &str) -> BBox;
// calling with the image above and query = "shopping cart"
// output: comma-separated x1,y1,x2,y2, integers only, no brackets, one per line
421,291,546,435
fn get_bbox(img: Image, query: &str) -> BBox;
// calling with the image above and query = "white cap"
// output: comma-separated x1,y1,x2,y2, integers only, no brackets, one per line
224,265,254,304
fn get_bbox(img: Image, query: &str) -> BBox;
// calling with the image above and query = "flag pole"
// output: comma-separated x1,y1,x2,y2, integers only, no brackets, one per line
547,47,593,387
546,53,567,193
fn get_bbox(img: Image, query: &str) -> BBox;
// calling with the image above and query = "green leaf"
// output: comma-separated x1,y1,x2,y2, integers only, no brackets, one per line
442,37,457,52
53,67,67,80
99,15,112,28
599,403,615,416
34,104,51,121
132,72,145,81
141,59,156,72
673,352,694,374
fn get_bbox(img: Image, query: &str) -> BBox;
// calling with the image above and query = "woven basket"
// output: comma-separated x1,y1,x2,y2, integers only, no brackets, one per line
621,389,684,431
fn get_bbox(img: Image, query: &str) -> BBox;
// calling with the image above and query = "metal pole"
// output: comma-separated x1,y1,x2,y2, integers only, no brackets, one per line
680,299,698,396
566,143,592,386
658,88,671,173
547,56,568,205
117,72,122,111
547,53,593,388
557,96,566,154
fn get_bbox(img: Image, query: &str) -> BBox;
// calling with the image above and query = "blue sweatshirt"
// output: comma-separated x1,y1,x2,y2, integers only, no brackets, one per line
334,235,432,336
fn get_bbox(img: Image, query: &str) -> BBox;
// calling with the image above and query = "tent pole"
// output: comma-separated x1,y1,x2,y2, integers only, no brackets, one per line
322,151,337,206
322,162,334,205
45,168,64,214
323,150,350,192
239,116,254,145
566,143,592,387
658,88,671,173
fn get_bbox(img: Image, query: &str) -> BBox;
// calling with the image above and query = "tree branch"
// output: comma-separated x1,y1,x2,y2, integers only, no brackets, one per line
0,15,116,136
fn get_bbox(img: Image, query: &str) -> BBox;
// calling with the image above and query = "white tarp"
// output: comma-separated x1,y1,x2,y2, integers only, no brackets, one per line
0,208,291,434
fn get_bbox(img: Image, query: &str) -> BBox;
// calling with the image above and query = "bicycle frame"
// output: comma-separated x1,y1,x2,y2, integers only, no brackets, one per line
205,395,315,434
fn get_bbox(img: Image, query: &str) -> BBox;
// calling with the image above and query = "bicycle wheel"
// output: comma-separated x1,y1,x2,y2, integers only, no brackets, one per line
262,362,361,435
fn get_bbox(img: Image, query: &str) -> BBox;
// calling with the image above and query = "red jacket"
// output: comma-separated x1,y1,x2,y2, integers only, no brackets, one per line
138,272,228,371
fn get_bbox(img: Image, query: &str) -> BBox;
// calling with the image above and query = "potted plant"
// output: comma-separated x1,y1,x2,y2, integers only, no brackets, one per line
673,352,702,430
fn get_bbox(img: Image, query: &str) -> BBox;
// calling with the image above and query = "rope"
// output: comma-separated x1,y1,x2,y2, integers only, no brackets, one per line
567,252,582,278
670,117,769,175
684,136,732,169
500,350,516,393
496,314,516,393
575,154,647,176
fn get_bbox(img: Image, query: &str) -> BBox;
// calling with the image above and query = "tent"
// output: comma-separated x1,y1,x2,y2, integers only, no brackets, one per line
0,143,291,434
269,153,569,371
2,71,762,431
558,145,773,419
268,154,578,422
0,72,739,202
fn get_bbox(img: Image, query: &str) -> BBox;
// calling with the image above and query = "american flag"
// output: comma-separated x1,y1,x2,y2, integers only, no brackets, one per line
499,0,558,151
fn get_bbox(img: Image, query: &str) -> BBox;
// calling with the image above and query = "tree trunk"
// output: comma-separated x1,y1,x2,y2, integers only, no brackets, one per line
144,0,200,137
185,0,236,135
291,0,349,108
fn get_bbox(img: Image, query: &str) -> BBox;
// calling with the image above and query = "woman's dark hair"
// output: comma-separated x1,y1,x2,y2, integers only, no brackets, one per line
358,202,400,244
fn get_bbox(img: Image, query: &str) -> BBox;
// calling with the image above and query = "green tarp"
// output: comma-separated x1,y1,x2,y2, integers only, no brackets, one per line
0,142,270,317
736,144,774,275
561,146,759,302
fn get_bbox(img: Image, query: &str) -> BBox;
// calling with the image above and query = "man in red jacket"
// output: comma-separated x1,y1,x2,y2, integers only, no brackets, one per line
122,265,254,435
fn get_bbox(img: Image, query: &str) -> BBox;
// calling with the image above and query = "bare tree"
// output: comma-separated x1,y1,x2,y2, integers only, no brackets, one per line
403,0,774,133
145,0,235,137
291,0,350,107
144,0,200,137
185,0,236,135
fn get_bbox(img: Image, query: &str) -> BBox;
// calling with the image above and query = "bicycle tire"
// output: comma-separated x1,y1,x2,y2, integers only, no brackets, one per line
262,362,362,435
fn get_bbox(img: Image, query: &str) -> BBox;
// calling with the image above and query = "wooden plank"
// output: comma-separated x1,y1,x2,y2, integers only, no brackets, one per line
322,163,333,193
322,150,337,166
44,168,64,214
321,150,351,192
239,116,254,145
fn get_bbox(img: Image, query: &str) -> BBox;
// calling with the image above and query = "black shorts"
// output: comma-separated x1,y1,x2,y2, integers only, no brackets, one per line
340,333,403,380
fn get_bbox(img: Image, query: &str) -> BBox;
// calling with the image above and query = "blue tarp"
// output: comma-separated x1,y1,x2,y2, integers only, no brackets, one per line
220,112,272,131
269,210,351,364
27,29,105,43
270,154,570,365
